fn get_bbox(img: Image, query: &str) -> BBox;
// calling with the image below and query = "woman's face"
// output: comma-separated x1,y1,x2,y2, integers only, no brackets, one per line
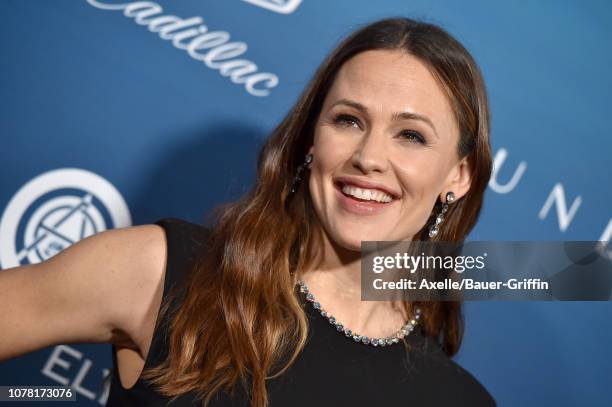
307,49,472,251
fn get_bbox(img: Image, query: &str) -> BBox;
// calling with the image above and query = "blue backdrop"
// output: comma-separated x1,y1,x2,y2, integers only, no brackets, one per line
1,0,611,405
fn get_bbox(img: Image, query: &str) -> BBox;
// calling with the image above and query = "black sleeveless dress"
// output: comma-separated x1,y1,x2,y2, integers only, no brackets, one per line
105,218,496,406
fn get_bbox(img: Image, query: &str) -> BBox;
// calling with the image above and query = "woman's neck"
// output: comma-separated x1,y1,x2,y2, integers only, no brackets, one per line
298,226,409,338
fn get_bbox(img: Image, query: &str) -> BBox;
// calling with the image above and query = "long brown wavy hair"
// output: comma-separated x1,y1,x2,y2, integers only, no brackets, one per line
142,16,492,407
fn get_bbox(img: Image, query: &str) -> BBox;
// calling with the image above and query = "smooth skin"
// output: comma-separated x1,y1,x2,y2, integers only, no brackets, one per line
300,49,472,337
0,49,473,391
0,225,168,389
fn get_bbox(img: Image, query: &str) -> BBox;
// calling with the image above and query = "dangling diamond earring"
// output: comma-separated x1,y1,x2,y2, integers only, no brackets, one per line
428,191,455,238
288,153,313,197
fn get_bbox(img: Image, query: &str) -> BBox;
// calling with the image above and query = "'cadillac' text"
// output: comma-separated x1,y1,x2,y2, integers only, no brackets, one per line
87,0,279,97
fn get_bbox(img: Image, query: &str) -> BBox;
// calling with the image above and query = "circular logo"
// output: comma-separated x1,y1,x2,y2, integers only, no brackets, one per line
0,168,132,269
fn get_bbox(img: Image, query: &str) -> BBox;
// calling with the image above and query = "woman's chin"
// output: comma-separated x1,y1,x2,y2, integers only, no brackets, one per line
333,233,376,252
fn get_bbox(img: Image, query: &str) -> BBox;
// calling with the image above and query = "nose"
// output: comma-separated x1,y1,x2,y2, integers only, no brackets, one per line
350,131,389,174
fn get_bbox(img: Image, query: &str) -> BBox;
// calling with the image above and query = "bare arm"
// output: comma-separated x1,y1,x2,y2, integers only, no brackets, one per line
0,224,167,361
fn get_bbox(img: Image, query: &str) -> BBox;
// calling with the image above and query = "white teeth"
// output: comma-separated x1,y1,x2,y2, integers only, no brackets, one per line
340,184,393,203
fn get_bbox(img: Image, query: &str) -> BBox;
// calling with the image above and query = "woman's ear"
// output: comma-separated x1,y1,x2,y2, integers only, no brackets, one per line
442,156,472,201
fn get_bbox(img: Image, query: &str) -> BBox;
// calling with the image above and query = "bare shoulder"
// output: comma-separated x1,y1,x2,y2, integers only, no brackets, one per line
0,223,169,361
85,223,169,346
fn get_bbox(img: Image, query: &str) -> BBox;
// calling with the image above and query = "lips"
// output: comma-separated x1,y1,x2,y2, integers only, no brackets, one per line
334,182,395,216
333,176,400,200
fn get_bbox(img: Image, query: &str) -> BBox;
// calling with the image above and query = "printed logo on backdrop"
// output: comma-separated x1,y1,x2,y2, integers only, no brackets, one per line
489,148,611,246
87,0,280,97
241,0,303,14
0,168,131,269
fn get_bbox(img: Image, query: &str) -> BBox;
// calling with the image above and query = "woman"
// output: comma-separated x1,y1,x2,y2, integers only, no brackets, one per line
0,17,494,406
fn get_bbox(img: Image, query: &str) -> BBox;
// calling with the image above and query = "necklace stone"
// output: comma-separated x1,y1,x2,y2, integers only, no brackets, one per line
297,280,421,347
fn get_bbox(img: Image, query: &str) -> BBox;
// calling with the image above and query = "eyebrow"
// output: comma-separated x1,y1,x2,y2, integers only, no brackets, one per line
330,98,438,138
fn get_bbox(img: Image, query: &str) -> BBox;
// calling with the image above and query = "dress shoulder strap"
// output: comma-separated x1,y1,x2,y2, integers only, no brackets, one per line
143,217,212,369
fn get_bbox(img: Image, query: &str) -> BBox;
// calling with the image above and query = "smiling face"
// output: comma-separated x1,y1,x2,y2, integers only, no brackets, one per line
307,49,472,251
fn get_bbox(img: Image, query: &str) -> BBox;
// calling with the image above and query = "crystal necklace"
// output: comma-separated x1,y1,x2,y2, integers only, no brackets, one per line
297,279,421,347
